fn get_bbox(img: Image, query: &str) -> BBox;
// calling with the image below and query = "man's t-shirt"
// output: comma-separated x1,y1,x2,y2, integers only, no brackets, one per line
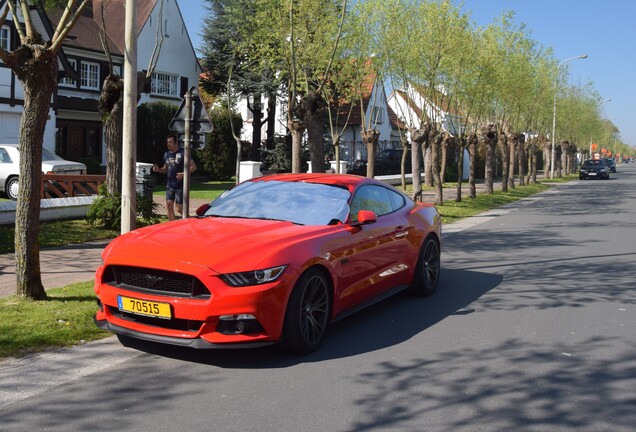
163,147,185,189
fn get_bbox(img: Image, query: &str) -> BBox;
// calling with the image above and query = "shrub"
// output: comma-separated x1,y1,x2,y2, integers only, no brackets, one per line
195,104,243,180
79,157,102,174
87,184,160,230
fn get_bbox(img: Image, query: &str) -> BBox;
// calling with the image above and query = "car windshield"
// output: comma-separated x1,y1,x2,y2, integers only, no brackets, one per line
205,180,351,226
583,160,604,168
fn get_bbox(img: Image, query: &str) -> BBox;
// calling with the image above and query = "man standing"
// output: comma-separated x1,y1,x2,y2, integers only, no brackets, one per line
153,133,197,220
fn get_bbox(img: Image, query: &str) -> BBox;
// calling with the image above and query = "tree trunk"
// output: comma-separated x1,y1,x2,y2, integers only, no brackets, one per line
266,92,277,150
499,130,509,192
289,119,304,173
400,137,408,190
306,105,325,173
507,132,517,190
482,125,497,195
544,145,551,178
423,144,432,186
98,74,124,195
556,143,564,177
518,133,527,186
104,106,123,194
430,129,443,205
249,94,263,161
468,134,477,199
440,135,449,185
455,137,465,202
362,129,379,178
13,48,59,299
410,126,429,201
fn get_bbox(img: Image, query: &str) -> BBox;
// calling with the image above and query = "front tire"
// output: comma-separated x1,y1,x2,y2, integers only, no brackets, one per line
409,236,441,297
281,268,331,354
6,176,18,200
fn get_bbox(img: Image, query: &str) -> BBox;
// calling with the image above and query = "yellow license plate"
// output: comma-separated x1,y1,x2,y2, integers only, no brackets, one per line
117,296,171,319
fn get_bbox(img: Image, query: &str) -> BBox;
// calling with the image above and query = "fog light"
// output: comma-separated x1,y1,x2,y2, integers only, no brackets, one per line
217,314,264,335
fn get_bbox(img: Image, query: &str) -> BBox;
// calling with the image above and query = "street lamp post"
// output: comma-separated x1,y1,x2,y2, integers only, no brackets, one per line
550,54,588,179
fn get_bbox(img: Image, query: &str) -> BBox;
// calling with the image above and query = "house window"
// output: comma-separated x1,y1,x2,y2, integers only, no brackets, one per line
60,58,77,87
1,26,9,50
81,61,100,90
151,72,179,96
371,107,384,124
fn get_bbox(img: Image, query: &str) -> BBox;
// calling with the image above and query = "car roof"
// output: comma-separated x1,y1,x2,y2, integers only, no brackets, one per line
248,173,388,194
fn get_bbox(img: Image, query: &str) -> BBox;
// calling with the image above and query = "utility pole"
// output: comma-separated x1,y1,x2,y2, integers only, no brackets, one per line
183,89,192,219
121,0,138,233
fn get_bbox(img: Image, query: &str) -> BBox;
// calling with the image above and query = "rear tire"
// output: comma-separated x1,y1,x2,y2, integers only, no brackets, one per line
281,268,331,354
409,236,441,297
6,176,18,200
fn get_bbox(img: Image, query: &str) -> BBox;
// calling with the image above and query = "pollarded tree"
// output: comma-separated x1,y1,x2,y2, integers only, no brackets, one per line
0,0,89,299
249,0,349,174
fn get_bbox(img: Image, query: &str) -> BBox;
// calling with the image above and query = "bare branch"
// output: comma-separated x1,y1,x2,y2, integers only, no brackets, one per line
316,0,347,95
146,0,165,78
97,0,114,75
52,0,76,42
18,0,36,40
50,0,90,54
5,0,26,41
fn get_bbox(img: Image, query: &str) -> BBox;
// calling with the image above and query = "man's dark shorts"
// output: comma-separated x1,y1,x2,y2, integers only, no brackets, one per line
166,186,183,205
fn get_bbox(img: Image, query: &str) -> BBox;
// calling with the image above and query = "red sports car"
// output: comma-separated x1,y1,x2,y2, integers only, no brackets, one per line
94,173,441,354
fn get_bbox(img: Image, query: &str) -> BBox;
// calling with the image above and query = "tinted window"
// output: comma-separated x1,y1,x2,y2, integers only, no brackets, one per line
349,185,395,221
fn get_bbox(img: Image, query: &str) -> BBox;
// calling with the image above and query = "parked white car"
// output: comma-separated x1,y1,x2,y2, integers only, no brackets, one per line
0,143,87,200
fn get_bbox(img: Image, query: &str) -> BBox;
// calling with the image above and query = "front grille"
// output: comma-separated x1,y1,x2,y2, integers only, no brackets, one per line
108,306,203,332
103,265,210,298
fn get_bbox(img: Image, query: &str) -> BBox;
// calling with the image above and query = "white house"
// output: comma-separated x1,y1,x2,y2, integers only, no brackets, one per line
0,0,201,166
236,71,402,172
387,83,469,179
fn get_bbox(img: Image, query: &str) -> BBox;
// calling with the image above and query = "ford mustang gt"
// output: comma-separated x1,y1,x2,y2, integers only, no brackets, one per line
94,173,441,354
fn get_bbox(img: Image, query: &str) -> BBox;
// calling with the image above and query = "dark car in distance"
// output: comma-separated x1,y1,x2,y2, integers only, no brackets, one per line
349,149,411,176
579,159,610,180
604,158,617,173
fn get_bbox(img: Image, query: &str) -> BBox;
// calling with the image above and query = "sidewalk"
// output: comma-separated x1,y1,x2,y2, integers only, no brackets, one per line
0,194,212,298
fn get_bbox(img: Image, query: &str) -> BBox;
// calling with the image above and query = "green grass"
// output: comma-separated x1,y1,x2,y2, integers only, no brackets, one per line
0,282,110,360
0,175,576,360
152,179,234,200
0,219,120,254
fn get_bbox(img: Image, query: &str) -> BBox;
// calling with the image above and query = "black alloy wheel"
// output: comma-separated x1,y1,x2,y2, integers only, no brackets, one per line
281,268,331,354
409,235,441,297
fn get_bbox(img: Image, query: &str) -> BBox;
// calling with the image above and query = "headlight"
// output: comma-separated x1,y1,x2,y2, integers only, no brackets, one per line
220,265,287,287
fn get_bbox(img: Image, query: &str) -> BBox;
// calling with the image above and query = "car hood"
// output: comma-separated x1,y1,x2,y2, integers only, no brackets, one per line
102,217,336,273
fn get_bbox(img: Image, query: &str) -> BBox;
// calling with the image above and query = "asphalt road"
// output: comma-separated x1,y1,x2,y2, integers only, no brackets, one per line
1,165,635,432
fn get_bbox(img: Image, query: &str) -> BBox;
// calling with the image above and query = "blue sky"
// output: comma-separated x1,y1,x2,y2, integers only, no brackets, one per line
178,0,635,148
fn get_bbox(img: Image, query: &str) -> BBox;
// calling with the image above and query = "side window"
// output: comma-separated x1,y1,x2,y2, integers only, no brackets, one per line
349,185,393,221
387,188,406,211
0,148,11,163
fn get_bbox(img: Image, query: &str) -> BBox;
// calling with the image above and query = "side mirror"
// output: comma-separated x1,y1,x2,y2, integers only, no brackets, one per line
354,209,377,225
195,203,210,217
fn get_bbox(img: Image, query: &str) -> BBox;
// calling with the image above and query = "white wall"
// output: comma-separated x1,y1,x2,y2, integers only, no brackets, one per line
136,0,202,107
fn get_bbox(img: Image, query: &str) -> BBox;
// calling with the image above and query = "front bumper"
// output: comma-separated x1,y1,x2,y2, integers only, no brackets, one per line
94,317,276,349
